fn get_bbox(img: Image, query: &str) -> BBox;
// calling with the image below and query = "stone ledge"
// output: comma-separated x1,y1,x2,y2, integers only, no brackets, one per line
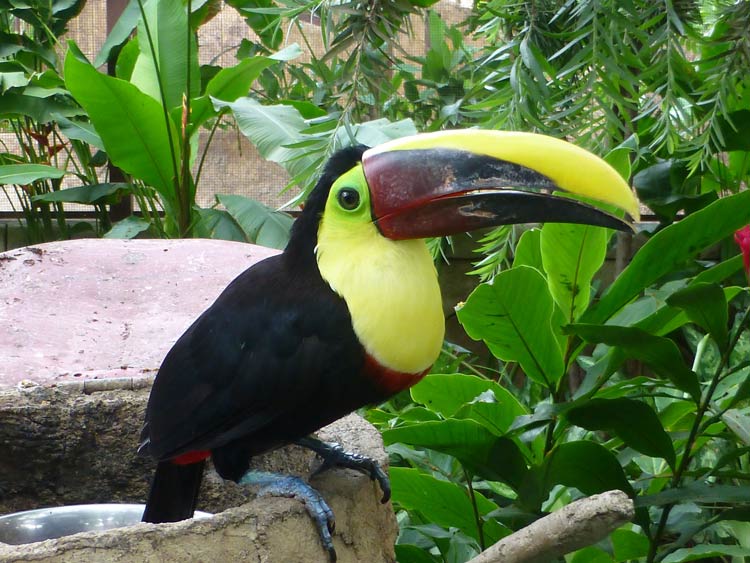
0,239,277,387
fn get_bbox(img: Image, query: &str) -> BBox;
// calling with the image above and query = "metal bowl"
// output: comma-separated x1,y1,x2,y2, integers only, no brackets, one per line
0,504,212,545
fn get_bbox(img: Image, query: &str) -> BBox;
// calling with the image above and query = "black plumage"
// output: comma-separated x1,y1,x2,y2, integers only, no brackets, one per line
139,146,388,519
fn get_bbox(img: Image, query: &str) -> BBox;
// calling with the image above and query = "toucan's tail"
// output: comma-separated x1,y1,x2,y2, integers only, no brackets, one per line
142,460,206,523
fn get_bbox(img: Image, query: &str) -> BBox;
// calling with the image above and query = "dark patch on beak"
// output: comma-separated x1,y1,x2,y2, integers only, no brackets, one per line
364,148,631,240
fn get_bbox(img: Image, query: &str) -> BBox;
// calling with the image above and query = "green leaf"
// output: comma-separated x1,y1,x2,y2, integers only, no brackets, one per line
0,31,56,67
383,419,528,488
339,117,417,148
635,483,750,507
53,114,105,150
410,374,527,428
130,0,199,110
395,406,441,423
611,528,649,561
225,0,282,50
570,546,613,563
541,222,608,322
394,545,440,563
24,70,67,98
633,159,697,222
724,371,750,411
104,216,150,239
543,441,634,497
216,194,292,250
94,0,140,67
286,100,328,120
390,467,508,544
512,228,543,271
32,183,131,204
721,408,750,446
604,147,632,182
661,545,750,562
715,109,750,152
457,266,564,387
267,44,303,62
566,398,676,468
192,207,247,242
666,283,729,350
64,44,180,208
213,98,314,179
453,400,526,438
0,69,29,91
568,324,701,401
189,54,282,133
116,37,140,80
632,267,745,340
0,91,85,122
0,163,65,185
583,190,750,325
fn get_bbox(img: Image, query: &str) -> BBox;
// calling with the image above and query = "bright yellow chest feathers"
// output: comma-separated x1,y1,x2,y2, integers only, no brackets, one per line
315,165,445,375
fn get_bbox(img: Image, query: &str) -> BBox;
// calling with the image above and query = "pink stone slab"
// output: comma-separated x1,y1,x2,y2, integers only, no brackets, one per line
0,239,278,388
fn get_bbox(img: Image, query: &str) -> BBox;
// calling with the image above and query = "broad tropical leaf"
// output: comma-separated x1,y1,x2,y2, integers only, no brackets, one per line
64,44,180,212
541,222,608,322
0,164,65,185
390,467,508,544
130,0,199,111
457,266,564,387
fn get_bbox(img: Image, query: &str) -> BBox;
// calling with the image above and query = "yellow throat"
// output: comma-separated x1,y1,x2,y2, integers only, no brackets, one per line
315,167,445,375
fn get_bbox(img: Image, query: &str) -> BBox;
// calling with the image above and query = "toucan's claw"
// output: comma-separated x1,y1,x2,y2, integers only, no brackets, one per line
239,470,337,562
297,437,392,503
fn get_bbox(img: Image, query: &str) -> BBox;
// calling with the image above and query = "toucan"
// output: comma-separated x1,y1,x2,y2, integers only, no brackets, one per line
138,130,639,560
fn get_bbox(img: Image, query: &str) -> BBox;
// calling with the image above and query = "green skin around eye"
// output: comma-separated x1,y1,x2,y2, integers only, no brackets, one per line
326,165,371,222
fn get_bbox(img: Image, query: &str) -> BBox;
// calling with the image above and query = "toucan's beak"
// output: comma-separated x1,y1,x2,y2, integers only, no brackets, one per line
362,130,640,240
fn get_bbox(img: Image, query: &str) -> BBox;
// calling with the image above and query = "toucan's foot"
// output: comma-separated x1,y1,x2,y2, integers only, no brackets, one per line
296,436,391,503
239,470,337,561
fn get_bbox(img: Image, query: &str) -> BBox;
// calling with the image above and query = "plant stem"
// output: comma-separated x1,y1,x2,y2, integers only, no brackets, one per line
178,0,193,237
648,305,750,562
544,379,568,456
195,112,224,189
691,333,710,372
463,467,485,551
440,346,489,379
135,0,183,234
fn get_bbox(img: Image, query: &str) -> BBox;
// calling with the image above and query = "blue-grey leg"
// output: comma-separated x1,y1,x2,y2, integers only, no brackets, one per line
238,470,337,562
295,436,391,503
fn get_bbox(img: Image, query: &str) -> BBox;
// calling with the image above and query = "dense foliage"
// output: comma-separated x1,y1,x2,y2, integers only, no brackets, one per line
2,0,750,561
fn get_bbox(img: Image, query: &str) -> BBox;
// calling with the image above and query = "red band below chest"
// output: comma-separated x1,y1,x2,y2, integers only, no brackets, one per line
172,449,211,465
364,354,430,396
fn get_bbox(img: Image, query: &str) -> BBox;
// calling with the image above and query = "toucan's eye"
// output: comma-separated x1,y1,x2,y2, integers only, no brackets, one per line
337,188,361,211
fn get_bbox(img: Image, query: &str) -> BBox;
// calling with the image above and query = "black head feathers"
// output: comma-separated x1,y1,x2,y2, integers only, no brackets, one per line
285,145,369,257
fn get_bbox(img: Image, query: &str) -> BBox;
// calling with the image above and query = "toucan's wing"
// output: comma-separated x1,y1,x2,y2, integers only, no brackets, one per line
140,254,373,462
